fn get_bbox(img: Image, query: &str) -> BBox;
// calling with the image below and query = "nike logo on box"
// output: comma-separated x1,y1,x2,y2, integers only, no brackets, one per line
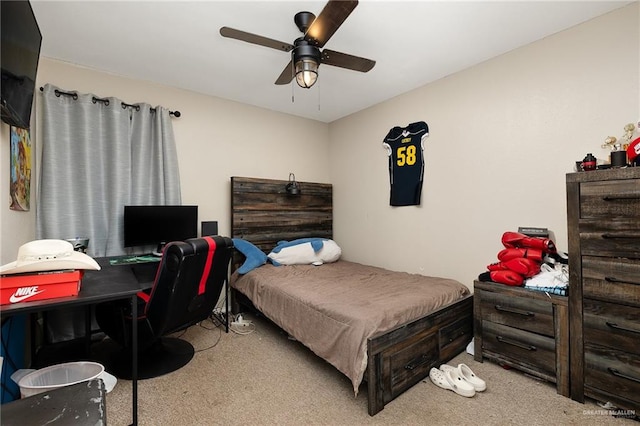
9,286,45,303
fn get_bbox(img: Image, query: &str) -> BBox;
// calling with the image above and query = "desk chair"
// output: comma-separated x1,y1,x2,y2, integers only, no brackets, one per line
95,236,233,379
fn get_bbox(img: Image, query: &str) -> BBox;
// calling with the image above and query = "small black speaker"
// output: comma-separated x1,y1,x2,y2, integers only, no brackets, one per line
202,221,218,236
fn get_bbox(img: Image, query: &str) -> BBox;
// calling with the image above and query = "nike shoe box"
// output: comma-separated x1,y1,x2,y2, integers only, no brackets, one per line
0,270,82,305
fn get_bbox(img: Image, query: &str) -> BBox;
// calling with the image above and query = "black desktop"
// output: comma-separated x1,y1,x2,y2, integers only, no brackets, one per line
123,205,198,256
121,205,198,282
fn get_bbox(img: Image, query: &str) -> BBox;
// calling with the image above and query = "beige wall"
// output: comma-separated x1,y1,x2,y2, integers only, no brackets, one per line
330,3,639,288
2,4,638,290
1,59,330,264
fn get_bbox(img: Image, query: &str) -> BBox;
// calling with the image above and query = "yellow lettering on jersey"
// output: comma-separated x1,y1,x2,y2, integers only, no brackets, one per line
401,137,412,143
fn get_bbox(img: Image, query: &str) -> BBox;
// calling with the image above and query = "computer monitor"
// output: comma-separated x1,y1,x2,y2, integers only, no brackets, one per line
124,205,198,255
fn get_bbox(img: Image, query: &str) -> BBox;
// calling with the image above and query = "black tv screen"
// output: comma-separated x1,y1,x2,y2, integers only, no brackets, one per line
124,205,198,254
1,0,43,129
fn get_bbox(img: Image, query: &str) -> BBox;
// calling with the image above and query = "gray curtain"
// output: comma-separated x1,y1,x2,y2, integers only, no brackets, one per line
37,84,181,257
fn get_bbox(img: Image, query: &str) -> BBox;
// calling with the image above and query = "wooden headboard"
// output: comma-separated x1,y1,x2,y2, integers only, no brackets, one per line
230,176,333,255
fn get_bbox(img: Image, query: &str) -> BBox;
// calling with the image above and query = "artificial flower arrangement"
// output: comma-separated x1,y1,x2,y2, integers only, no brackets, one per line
602,122,637,151
601,121,640,167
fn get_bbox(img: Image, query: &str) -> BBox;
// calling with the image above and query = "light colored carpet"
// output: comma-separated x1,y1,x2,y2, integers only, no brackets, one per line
105,313,637,425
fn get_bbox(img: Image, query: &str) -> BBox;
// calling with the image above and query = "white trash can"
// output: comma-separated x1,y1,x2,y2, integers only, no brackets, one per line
16,361,104,398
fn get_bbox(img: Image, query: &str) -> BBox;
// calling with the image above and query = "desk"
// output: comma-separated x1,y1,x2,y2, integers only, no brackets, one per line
0,257,143,425
1,378,107,425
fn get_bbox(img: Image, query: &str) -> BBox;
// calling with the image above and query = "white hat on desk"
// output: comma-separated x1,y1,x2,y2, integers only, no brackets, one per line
0,239,101,275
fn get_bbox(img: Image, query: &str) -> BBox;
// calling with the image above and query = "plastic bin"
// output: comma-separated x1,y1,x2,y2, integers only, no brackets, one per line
16,361,104,398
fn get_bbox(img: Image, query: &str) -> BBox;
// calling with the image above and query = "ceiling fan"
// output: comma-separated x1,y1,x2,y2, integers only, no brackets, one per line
219,0,375,89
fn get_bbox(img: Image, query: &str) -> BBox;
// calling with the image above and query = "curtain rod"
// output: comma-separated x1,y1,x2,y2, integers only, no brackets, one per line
39,87,181,117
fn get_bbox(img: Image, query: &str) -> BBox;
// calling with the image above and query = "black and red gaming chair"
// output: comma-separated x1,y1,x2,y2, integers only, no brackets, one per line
96,236,233,379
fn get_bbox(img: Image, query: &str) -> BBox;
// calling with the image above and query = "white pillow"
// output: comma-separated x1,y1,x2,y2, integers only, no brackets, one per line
268,239,342,266
317,239,341,263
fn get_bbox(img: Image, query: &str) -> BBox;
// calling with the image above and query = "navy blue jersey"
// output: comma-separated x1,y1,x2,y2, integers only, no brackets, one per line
382,121,428,206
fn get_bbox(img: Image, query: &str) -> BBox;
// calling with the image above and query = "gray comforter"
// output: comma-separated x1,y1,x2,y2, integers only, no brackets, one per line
230,260,470,394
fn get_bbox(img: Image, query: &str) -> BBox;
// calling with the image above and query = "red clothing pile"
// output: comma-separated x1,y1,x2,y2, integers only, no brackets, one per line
479,231,556,286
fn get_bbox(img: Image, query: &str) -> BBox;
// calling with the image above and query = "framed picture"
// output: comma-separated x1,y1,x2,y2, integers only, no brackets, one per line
9,126,31,211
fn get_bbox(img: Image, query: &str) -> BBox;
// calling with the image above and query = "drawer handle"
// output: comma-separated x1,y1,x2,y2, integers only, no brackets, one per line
602,195,640,201
404,354,430,371
494,305,535,317
496,335,537,351
448,329,468,343
608,367,640,385
601,233,640,239
606,321,640,335
604,276,640,286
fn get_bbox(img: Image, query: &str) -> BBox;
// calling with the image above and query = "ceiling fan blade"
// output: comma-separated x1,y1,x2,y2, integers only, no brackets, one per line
275,59,294,85
220,27,294,52
304,0,358,48
321,49,375,73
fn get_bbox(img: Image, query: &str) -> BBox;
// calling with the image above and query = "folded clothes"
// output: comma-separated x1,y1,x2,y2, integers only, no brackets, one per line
524,285,567,297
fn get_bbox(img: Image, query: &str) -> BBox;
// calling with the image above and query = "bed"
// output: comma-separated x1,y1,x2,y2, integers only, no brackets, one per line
229,176,473,415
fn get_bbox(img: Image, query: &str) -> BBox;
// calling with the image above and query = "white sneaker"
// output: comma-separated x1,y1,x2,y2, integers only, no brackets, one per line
525,263,568,288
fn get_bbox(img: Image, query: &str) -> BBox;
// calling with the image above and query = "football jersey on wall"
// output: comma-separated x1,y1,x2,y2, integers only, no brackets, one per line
382,121,428,206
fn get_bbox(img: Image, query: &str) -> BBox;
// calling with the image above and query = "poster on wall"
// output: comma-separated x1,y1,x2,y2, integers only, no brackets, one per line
9,126,31,211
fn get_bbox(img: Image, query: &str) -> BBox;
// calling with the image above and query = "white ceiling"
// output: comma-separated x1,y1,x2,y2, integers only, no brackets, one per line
31,0,630,123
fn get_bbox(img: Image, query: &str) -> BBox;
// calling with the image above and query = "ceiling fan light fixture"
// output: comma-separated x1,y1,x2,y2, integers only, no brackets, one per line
220,1,375,88
295,58,319,88
293,40,321,89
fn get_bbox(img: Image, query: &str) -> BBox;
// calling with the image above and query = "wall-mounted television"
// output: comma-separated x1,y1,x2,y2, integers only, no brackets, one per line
1,0,43,129
124,205,198,255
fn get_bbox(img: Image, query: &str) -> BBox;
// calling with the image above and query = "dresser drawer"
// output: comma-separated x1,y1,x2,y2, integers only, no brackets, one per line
582,256,640,307
578,223,640,258
584,298,640,354
478,289,554,337
585,343,640,407
382,326,439,399
579,179,640,219
482,321,555,377
439,314,473,358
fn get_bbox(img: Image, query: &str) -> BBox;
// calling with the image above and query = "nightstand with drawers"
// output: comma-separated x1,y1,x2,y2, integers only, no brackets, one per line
473,280,570,397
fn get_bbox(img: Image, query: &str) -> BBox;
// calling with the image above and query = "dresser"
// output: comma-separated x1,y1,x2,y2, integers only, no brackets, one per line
566,167,640,412
473,280,570,397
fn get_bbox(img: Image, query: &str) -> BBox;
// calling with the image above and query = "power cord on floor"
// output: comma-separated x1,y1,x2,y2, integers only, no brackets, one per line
208,314,224,329
209,308,228,329
228,313,256,335
166,314,226,355
193,317,223,353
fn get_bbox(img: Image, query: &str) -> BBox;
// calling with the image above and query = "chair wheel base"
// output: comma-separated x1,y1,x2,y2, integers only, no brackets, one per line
99,336,195,380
